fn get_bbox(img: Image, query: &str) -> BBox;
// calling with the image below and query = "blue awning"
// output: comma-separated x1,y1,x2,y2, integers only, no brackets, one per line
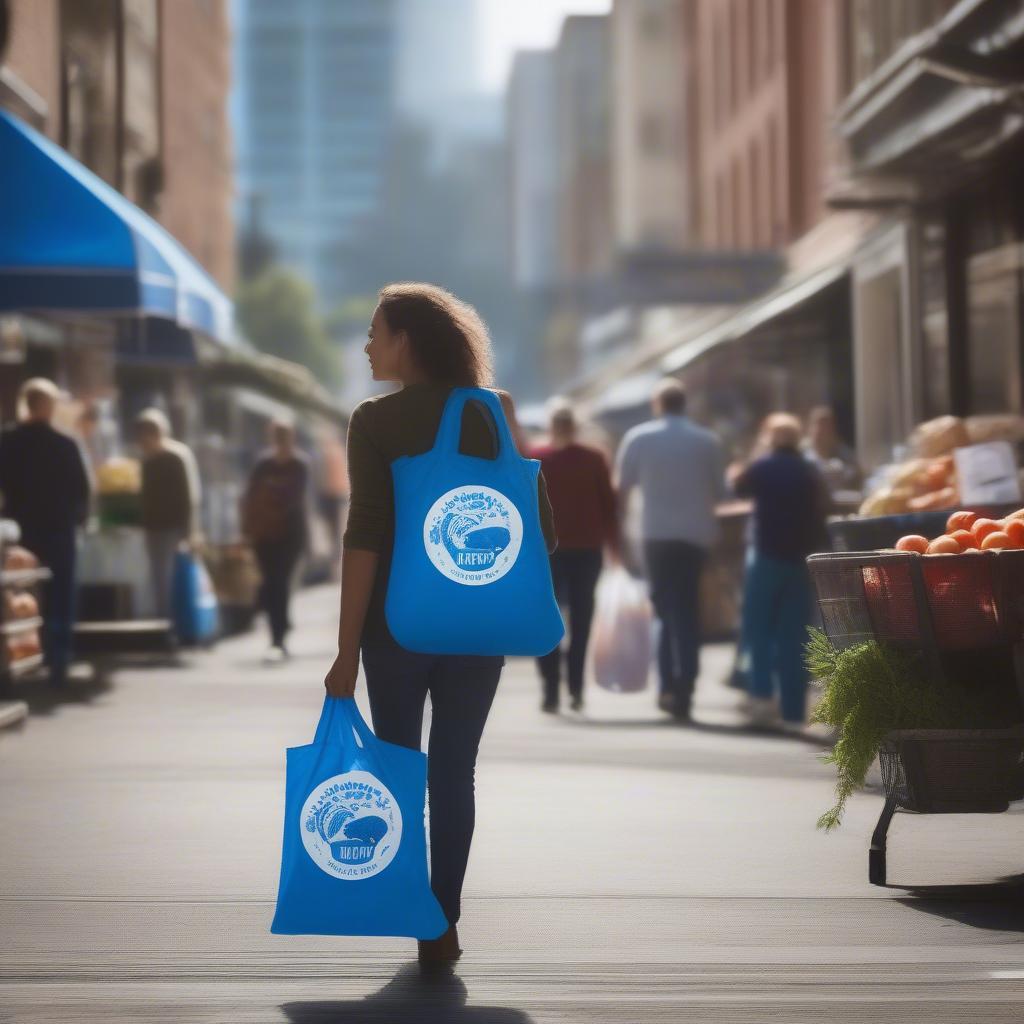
0,109,234,345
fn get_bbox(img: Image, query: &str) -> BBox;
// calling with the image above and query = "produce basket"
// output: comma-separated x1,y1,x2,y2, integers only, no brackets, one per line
807,548,1024,654
827,503,1021,553
808,549,1024,886
879,727,1024,813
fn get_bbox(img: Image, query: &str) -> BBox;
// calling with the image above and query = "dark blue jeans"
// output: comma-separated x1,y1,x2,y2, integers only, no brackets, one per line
643,540,706,711
537,547,603,703
23,529,76,684
361,645,503,926
741,552,812,723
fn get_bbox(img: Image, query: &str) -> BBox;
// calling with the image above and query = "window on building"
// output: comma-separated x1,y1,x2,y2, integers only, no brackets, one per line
726,1,737,114
60,0,120,186
750,139,762,248
121,0,161,209
731,161,742,249
767,117,781,244
716,174,727,248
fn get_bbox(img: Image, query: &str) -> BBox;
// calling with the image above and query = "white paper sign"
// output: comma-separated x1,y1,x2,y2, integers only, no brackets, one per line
954,441,1022,505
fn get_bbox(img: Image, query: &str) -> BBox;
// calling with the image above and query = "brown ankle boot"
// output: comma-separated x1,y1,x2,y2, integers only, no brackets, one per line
417,924,462,965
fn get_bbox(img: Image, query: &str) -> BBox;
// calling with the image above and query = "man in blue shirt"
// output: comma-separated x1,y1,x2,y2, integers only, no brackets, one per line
732,413,830,727
616,379,724,720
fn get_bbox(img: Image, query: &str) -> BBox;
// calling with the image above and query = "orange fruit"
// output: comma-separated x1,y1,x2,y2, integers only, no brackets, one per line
1003,520,1024,547
982,531,1014,550
972,518,1002,543
1005,508,1024,521
949,529,979,549
927,536,962,554
946,510,978,533
895,535,929,553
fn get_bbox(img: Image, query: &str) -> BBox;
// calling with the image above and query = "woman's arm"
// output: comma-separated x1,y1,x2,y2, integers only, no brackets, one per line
324,547,378,696
324,405,389,697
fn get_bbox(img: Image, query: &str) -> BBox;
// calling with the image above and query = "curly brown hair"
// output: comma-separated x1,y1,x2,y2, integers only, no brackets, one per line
377,282,495,388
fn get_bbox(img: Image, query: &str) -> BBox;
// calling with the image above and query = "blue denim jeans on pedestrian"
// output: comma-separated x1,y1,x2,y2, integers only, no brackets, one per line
741,552,812,723
361,644,503,926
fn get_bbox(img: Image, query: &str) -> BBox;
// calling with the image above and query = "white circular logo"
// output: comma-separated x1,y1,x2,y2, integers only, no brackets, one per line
300,770,402,880
423,485,523,586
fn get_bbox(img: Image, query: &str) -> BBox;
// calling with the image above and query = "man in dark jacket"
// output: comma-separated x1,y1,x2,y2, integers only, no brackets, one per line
0,379,91,685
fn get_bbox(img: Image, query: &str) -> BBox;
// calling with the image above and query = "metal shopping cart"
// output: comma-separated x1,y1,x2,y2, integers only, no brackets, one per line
807,548,1024,886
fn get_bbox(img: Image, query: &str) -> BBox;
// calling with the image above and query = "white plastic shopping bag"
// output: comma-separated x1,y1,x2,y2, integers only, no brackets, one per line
591,567,652,692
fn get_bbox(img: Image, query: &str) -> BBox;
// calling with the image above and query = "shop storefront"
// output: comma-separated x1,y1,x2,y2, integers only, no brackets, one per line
0,108,237,642
832,0,1024,471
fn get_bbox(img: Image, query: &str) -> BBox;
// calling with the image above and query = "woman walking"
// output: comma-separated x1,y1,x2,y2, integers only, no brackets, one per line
243,421,309,662
324,283,556,965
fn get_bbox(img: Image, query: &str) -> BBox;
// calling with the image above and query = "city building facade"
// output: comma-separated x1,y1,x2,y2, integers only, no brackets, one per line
233,0,398,307
610,0,692,253
507,49,559,292
554,15,614,285
833,0,1024,468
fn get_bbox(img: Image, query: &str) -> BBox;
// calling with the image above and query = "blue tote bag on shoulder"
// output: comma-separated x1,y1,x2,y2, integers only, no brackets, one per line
385,387,564,656
270,695,447,939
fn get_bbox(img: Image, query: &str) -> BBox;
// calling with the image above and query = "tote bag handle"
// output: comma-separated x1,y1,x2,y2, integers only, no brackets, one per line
432,388,519,468
312,696,376,751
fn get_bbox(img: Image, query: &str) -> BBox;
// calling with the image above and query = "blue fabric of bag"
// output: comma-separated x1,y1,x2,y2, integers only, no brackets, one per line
172,550,218,643
270,695,448,939
385,387,564,656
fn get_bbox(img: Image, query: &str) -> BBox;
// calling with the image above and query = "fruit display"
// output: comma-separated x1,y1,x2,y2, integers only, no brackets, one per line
96,457,143,527
96,457,141,495
3,590,39,619
5,629,41,664
858,414,1024,516
893,507,1024,554
3,546,39,572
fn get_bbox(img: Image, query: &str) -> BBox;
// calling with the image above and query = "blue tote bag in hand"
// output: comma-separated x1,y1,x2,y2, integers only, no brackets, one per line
270,696,447,939
386,387,564,656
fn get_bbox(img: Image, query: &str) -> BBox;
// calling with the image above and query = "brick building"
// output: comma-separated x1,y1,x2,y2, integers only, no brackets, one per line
0,0,234,290
689,0,847,252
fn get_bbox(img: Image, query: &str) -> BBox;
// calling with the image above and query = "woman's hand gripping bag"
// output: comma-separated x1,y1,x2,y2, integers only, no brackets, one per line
385,387,564,656
270,696,447,939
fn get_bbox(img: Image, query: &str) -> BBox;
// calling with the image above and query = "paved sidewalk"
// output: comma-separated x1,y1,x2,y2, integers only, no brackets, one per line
1,584,1022,1023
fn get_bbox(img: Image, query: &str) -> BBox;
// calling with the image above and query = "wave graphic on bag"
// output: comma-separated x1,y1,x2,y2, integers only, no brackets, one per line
386,388,563,655
270,696,447,938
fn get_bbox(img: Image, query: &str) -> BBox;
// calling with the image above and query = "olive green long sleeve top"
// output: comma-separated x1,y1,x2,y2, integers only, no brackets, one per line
343,382,557,647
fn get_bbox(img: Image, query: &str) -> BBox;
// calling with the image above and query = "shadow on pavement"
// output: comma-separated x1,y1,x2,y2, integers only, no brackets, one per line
281,963,533,1023
16,663,114,716
896,876,1024,932
562,713,832,747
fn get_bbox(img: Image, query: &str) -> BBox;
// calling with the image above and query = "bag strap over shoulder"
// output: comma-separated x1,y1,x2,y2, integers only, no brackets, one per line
433,387,519,466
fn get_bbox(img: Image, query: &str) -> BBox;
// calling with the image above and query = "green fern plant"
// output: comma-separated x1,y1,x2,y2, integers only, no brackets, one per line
806,629,997,831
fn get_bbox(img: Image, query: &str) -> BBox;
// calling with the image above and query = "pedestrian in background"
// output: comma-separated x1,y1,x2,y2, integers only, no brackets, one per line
532,399,618,713
802,405,861,496
243,420,309,663
314,428,349,578
616,379,724,721
0,379,91,686
136,409,199,622
732,413,830,730
324,282,557,965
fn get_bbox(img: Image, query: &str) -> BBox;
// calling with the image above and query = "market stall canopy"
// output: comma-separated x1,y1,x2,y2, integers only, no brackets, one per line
0,110,233,345
204,350,347,426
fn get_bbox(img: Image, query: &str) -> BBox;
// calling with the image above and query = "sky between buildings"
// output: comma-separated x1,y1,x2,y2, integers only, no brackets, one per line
476,0,611,92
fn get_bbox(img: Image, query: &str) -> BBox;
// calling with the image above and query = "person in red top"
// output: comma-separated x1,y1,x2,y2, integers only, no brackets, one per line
532,400,619,712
